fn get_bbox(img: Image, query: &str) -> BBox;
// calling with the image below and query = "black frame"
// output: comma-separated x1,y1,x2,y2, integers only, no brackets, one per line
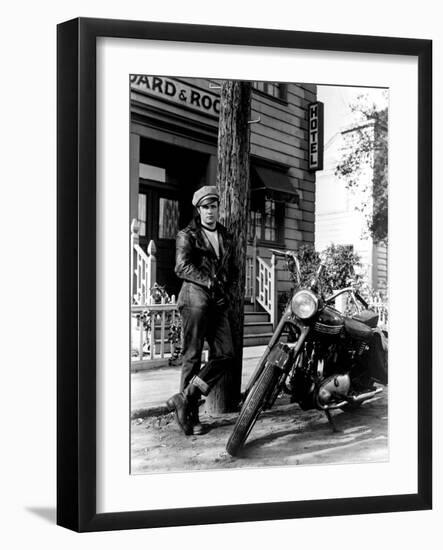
57,17,432,532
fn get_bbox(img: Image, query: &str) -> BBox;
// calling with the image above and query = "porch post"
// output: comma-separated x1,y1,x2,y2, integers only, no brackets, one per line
130,219,139,302
271,252,278,329
130,133,140,223
146,240,157,303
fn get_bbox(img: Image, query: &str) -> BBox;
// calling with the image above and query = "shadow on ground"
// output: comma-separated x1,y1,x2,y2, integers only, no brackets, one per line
240,398,387,462
131,392,388,474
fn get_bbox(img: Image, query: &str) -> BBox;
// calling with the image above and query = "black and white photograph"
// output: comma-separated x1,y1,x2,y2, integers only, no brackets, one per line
129,75,389,474
1,0,439,543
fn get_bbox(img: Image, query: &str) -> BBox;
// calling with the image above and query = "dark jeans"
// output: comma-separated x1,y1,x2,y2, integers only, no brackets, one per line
177,282,234,394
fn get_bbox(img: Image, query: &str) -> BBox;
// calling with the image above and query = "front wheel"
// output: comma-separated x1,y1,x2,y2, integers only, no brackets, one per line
226,364,280,457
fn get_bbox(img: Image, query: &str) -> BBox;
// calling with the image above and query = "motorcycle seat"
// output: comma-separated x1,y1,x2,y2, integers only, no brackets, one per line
352,309,379,328
344,317,373,340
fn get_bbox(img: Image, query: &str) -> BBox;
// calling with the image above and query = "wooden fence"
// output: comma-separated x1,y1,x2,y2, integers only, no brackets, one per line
131,220,178,370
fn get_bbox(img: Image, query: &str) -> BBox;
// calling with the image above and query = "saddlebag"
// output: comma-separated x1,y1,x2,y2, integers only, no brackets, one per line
359,327,388,385
344,317,373,340
353,309,379,328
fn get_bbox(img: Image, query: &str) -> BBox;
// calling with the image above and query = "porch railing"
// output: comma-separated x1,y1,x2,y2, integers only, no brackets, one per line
131,219,178,369
367,295,388,330
131,298,179,369
131,219,157,305
256,254,277,326
245,256,255,303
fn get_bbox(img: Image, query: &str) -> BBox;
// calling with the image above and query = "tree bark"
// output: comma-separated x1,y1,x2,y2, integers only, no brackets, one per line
205,80,252,414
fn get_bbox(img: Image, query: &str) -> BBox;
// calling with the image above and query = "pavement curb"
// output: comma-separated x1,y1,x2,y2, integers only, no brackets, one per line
131,405,170,419
130,346,267,420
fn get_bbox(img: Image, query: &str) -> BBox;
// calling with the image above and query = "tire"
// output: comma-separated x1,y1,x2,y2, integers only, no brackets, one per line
226,364,280,457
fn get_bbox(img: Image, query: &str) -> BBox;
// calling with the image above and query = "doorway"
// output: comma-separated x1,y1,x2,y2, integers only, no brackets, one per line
137,138,211,297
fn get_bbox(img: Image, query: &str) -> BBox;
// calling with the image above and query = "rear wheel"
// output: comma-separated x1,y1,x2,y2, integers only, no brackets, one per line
226,364,280,457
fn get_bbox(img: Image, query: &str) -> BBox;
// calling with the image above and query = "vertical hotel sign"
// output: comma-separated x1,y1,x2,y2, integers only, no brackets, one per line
308,101,324,171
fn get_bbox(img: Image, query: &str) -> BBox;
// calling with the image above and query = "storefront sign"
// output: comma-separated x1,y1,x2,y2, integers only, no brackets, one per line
308,101,324,171
130,75,220,118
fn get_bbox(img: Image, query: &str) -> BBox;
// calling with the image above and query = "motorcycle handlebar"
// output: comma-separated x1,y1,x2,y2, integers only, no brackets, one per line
268,248,290,257
310,262,325,291
269,249,365,304
269,248,327,291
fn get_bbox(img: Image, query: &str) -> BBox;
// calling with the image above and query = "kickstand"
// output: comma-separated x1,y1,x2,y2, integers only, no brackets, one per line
324,409,340,433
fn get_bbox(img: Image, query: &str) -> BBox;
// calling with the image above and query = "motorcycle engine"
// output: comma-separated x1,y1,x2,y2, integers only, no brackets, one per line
315,374,351,408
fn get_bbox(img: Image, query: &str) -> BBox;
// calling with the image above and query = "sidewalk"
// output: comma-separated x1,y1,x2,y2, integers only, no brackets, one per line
131,345,266,417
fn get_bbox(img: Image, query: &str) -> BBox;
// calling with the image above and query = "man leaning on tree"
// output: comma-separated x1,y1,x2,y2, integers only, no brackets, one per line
166,186,236,436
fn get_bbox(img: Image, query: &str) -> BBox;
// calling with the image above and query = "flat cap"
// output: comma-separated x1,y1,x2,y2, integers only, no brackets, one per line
192,185,220,207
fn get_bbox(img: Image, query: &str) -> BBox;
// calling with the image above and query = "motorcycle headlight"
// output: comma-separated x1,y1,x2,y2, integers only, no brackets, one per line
291,290,318,319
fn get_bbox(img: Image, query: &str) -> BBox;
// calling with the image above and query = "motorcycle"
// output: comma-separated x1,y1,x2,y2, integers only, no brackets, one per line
226,249,388,457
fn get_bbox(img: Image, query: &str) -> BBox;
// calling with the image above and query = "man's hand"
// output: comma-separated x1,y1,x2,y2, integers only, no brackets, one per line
210,277,226,307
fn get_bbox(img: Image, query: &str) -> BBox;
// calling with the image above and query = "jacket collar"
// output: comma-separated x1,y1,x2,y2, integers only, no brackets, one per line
188,218,232,260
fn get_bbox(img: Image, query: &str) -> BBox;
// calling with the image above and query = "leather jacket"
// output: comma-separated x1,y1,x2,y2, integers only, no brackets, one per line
175,218,236,296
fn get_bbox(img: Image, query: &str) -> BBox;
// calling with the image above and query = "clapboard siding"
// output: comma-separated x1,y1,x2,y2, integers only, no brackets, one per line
250,143,298,169
250,134,307,168
300,200,315,213
251,146,314,179
251,131,307,163
251,123,309,161
252,92,308,122
253,102,308,131
290,167,315,183
285,228,304,241
299,189,315,203
300,83,317,94
298,221,315,232
287,87,308,101
251,109,308,137
285,204,316,223
251,110,308,141
288,87,317,103
302,211,315,222
284,214,298,227
285,205,303,221
375,242,388,291
252,97,308,125
302,232,315,243
252,90,305,112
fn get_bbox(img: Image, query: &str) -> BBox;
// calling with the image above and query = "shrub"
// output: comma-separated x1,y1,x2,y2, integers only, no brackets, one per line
294,243,362,296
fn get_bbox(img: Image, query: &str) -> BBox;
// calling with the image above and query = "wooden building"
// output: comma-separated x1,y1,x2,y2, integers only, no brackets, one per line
130,76,317,357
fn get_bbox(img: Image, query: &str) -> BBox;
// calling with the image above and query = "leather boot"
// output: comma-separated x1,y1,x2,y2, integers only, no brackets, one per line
166,392,192,435
184,383,206,436
188,400,206,435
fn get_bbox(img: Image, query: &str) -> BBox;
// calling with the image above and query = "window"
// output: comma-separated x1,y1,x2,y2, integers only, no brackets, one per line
158,198,180,239
248,197,283,244
252,82,287,101
264,199,276,241
137,193,147,237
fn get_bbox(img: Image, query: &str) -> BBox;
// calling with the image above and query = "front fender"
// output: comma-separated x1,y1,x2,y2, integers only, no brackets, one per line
244,316,310,396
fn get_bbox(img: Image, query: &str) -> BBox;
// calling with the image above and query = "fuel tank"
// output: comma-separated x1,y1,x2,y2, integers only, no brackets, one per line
314,305,344,336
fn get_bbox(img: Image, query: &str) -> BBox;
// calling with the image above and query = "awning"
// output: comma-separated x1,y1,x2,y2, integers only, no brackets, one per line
252,166,299,204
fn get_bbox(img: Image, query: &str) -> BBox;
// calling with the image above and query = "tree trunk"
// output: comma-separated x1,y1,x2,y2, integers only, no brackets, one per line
205,80,252,414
